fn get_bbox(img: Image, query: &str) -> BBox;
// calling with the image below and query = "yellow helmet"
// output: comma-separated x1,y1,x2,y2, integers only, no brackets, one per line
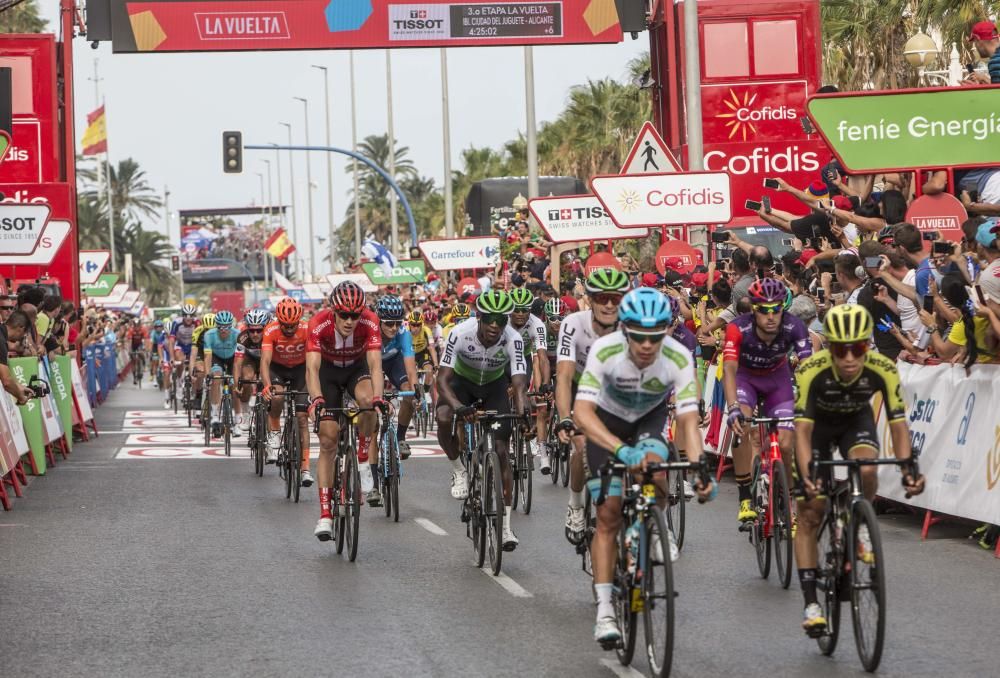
823,305,873,343
406,310,423,325
450,303,471,320
201,313,217,329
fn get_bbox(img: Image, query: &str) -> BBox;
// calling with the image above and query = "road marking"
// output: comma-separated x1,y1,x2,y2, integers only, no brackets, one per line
481,568,533,598
599,659,645,678
414,518,448,536
0,524,27,528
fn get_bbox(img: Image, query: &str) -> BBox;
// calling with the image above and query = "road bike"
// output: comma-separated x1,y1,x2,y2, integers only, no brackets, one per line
741,416,796,589
412,374,431,438
377,390,414,522
597,452,712,678
131,350,145,387
275,384,310,502
240,377,267,478
809,455,919,672
545,401,571,487
510,391,542,515
182,374,195,428
204,372,235,456
661,406,690,553
314,402,371,562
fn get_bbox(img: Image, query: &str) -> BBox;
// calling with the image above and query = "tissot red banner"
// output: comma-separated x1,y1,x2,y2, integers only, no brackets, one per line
112,0,622,52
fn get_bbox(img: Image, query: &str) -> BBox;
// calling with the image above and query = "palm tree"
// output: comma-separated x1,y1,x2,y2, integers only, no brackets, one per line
79,157,163,225
0,1,47,32
116,222,177,306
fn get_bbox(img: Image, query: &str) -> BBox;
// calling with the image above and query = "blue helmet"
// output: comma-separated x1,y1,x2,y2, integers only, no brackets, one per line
215,310,235,328
618,288,672,329
376,295,405,321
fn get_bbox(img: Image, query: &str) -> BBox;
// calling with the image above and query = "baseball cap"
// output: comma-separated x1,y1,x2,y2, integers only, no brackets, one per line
641,272,660,288
833,194,860,211
560,294,579,313
976,218,999,248
969,21,998,41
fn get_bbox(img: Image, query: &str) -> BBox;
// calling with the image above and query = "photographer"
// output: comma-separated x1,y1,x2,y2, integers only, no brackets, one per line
856,242,904,360
1,311,36,405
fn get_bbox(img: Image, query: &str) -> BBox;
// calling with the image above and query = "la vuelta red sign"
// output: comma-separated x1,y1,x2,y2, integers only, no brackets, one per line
111,0,622,52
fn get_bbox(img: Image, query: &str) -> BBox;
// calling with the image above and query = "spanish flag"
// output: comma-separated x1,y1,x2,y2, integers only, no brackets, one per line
81,105,108,156
264,227,295,260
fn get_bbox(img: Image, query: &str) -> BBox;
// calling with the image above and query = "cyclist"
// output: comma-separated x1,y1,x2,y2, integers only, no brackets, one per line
406,309,438,412
441,302,472,340
147,320,170,407
202,310,240,439
793,305,925,636
509,287,549,461
188,313,215,420
423,308,443,415
377,296,420,472
260,298,312,484
127,318,148,376
722,277,812,526
574,287,714,646
233,308,270,434
436,289,529,551
168,303,198,380
557,268,631,543
307,282,386,541
535,297,566,473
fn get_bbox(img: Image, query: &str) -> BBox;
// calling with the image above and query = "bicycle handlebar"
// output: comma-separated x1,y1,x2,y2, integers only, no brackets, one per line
597,453,714,506
810,457,922,498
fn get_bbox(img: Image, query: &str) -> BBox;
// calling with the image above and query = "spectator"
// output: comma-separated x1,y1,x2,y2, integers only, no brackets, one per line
889,223,935,308
856,242,904,359
834,253,866,304
1,310,34,404
920,272,1000,367
728,248,754,309
959,166,1000,216
967,21,1000,84
0,294,14,324
977,218,1000,314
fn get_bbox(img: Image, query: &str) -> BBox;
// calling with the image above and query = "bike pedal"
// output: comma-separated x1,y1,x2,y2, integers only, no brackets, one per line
738,522,753,533
805,625,826,639
598,638,619,652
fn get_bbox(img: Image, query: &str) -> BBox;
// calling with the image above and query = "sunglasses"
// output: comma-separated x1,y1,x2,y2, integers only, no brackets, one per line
546,315,565,322
753,303,784,316
382,320,402,328
480,313,509,326
591,293,623,306
0,305,15,311
337,312,361,321
625,330,667,345
280,323,298,333
830,341,868,358
247,328,264,334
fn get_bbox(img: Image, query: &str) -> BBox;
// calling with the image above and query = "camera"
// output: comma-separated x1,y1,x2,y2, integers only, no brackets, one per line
711,231,731,244
931,241,953,255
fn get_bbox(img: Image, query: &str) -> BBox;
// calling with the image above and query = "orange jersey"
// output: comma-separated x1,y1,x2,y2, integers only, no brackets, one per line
261,321,309,367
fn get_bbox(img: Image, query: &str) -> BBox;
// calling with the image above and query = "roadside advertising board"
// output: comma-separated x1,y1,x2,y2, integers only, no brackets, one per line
79,250,112,285
82,273,121,297
419,236,501,271
590,171,733,228
361,259,427,286
528,194,649,242
326,273,377,293
905,193,968,244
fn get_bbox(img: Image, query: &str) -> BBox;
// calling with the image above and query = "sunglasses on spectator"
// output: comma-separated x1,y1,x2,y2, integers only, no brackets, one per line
480,313,508,327
0,305,14,311
382,320,402,328
830,341,868,358
753,303,784,316
590,292,623,306
625,329,667,345
337,311,361,321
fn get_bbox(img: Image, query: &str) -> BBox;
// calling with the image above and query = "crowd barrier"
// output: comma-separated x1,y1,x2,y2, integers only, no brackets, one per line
0,341,124,510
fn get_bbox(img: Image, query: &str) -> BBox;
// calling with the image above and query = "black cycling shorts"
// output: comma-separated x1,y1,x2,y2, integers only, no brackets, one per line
270,362,308,412
414,349,432,368
439,376,514,442
383,354,411,390
240,355,261,373
318,359,371,412
211,354,234,374
584,406,670,481
810,408,880,460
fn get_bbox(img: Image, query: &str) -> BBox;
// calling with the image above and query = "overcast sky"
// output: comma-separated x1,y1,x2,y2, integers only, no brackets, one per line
41,4,647,252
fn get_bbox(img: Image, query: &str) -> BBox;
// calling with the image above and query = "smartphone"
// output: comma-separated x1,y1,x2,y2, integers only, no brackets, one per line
817,288,826,302
932,241,953,255
762,196,772,214
864,256,882,268
711,231,731,244
922,295,935,313
800,116,816,134
922,231,940,242
763,178,780,189
975,285,987,304
745,199,762,211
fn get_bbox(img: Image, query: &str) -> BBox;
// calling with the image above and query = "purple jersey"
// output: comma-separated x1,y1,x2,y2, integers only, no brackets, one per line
723,312,811,372
672,324,699,356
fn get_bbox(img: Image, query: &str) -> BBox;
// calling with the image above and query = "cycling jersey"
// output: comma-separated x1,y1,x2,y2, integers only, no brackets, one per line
722,312,812,372
671,324,699,356
234,330,262,362
409,325,433,353
545,323,559,359
512,314,546,358
128,326,148,349
192,326,207,358
261,321,308,367
556,310,603,380
439,318,526,385
306,308,381,367
794,349,906,424
381,328,415,361
150,330,167,347
170,319,197,354
578,332,698,423
203,327,239,360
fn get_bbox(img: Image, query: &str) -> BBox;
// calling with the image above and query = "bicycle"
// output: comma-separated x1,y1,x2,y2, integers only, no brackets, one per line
545,401,571,487
510,391,543,515
131,350,145,387
740,416,796,589
597,452,713,678
275,385,310,502
456,405,522,576
809,455,919,672
204,372,235,456
377,390,414,522
412,374,431,438
240,378,267,478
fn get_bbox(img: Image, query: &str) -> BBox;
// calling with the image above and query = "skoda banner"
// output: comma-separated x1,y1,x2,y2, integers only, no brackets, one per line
362,259,427,286
82,273,120,298
418,236,500,271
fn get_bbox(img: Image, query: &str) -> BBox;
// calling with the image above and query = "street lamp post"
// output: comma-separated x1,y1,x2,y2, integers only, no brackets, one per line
256,172,270,287
293,96,316,279
272,143,284,231
441,48,454,238
312,64,336,270
523,46,539,203
279,121,300,280
386,50,399,257
349,52,362,263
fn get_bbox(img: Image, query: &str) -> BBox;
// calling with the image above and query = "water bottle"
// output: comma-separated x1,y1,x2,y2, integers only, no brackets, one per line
625,519,641,574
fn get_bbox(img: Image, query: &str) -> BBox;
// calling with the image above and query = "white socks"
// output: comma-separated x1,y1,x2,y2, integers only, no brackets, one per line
569,488,585,509
450,457,464,473
595,583,614,619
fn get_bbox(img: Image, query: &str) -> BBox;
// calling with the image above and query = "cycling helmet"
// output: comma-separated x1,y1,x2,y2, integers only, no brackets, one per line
509,287,534,308
823,304,873,344
201,313,216,329
543,298,565,319
451,303,471,320
215,310,235,328
406,309,423,325
330,281,366,313
423,310,438,325
376,295,405,321
245,308,270,328
153,320,164,329
476,289,515,315
181,303,197,316
877,224,896,243
585,268,630,294
784,286,794,311
274,297,303,325
618,288,672,329
747,277,788,304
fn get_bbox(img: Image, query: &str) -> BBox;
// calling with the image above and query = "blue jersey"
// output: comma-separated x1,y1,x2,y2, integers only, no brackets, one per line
150,330,167,347
203,327,239,360
381,328,414,361
170,319,197,355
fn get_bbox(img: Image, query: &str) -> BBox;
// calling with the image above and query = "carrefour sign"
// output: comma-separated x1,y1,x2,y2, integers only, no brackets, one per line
361,259,427,285
418,236,501,271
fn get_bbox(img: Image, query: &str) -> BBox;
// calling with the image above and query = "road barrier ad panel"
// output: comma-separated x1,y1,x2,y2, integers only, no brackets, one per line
49,356,75,451
8,357,46,475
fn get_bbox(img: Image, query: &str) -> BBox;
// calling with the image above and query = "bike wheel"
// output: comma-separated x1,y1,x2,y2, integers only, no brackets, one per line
172,380,179,414
519,435,532,515
816,513,842,656
223,402,232,457
560,444,570,488
581,492,594,578
642,509,675,678
484,449,504,576
549,443,560,485
382,434,394,519
253,413,264,478
389,449,400,523
203,402,211,447
283,423,295,499
772,461,794,589
186,388,193,428
850,499,886,672
345,439,361,562
665,469,686,552
292,422,302,504
614,521,637,666
510,430,520,511
334,456,346,555
751,456,771,579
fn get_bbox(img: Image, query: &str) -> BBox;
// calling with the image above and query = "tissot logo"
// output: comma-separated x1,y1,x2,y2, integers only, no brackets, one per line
410,9,427,18
547,206,609,222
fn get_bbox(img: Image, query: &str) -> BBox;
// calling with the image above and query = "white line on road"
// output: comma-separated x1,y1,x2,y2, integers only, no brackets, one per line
599,659,646,678
414,518,448,536
481,568,533,598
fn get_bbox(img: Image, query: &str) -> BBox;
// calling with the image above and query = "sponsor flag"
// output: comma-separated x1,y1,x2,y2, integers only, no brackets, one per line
272,271,294,291
264,228,295,260
81,105,108,156
361,238,398,276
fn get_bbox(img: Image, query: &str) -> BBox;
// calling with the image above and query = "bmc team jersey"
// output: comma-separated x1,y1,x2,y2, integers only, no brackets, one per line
170,319,197,353
512,315,546,359
794,349,906,423
261,321,308,367
722,312,812,372
577,332,699,423
234,330,263,362
556,310,602,380
203,328,239,359
382,328,415,361
409,325,433,354
306,309,381,367
439,318,527,385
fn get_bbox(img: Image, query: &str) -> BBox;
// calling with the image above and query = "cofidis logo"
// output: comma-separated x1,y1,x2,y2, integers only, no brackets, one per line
715,88,797,141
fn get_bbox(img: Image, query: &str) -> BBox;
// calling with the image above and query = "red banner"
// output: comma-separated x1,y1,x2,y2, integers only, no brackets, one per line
0,36,60,185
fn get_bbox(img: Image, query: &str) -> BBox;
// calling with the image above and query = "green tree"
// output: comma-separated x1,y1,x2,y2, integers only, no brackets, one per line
0,0,48,33
79,157,163,225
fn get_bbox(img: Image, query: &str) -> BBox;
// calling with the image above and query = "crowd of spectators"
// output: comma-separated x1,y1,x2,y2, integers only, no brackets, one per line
184,222,270,272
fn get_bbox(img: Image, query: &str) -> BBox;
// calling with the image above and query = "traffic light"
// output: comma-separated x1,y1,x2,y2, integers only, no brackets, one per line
170,255,180,272
223,131,243,173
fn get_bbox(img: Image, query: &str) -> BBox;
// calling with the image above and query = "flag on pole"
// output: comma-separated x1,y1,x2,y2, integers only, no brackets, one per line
361,238,398,276
81,105,108,156
264,228,295,260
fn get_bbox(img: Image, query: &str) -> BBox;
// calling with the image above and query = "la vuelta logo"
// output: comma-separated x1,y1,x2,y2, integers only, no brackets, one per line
716,89,797,141
987,425,1000,491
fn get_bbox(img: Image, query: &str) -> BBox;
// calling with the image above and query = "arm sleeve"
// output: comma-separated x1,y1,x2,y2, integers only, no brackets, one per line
234,342,245,359
722,322,743,363
306,317,324,353
261,326,275,352
793,319,813,361
793,364,817,421
507,328,527,377
671,352,700,415
400,330,415,358
532,319,546,352
362,317,382,352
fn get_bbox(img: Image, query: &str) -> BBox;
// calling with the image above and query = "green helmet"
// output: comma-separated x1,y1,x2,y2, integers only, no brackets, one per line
476,289,515,315
509,287,534,309
585,268,630,294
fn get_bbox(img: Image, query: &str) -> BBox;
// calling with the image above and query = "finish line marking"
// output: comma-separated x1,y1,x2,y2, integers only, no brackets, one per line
481,568,533,598
414,518,447,536
599,659,645,678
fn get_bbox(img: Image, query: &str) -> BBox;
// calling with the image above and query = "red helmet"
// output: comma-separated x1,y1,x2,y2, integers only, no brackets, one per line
423,309,438,325
275,297,303,325
331,281,366,313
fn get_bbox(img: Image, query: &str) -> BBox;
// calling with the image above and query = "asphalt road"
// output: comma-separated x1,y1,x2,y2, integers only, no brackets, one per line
2,381,998,678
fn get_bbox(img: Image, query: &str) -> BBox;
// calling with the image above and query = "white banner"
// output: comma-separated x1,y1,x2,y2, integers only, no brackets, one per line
79,250,111,285
325,273,377,293
418,236,500,271
590,171,733,228
70,359,94,423
877,362,1000,524
528,195,648,243
91,284,130,306
0,203,51,254
0,219,70,265
0,389,30,474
